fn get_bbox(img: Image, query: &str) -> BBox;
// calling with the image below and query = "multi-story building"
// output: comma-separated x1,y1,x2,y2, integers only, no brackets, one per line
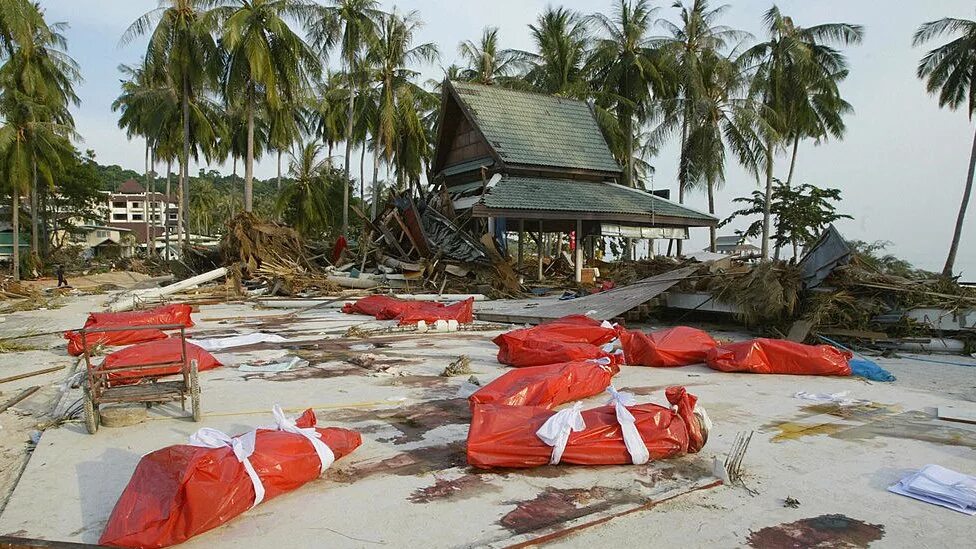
105,179,179,244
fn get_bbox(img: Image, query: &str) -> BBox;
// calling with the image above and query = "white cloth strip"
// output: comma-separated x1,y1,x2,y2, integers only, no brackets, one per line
605,386,650,465
188,332,287,351
536,402,585,465
271,404,335,474
189,428,266,508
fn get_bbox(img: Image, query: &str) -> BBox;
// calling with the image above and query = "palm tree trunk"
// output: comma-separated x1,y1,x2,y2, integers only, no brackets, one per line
371,129,381,219
245,84,255,213
12,193,20,281
625,113,634,188
708,180,717,252
165,160,171,261
177,170,185,250
761,139,774,260
360,142,366,203
786,134,800,188
30,157,38,264
233,156,237,177
277,149,282,191
343,61,355,235
182,73,191,248
942,124,976,277
144,140,151,255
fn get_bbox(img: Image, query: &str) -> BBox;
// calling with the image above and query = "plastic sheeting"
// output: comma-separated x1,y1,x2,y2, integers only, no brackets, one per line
100,338,222,385
706,338,852,376
493,315,618,366
341,295,475,325
467,386,706,469
469,360,619,409
65,328,167,357
188,333,287,351
99,409,362,548
618,326,718,367
496,337,617,368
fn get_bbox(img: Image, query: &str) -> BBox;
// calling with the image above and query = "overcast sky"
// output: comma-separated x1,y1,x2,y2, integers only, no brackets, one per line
36,0,976,276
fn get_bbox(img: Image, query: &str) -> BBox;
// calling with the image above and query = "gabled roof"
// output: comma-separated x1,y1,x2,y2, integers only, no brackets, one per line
118,179,145,194
473,176,717,226
447,81,621,175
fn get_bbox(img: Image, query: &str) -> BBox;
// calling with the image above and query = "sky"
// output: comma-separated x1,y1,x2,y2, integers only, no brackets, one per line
35,0,976,277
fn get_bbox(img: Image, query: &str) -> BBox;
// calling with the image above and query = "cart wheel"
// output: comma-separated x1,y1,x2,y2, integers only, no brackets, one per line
189,360,201,422
83,385,99,434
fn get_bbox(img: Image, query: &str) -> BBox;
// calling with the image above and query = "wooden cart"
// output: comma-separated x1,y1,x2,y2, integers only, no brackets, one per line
79,324,201,434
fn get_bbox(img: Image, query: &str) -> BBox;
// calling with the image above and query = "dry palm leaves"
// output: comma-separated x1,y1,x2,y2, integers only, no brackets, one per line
222,212,309,275
255,256,341,296
706,261,802,326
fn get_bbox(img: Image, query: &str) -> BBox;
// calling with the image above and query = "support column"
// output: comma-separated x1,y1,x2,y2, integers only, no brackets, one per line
537,220,545,282
574,219,583,283
517,219,524,271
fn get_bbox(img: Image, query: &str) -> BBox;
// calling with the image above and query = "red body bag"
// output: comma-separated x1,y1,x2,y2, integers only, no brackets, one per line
496,337,615,368
99,410,362,548
64,304,194,356
341,295,406,318
467,386,705,469
470,360,619,409
618,326,717,367
391,297,474,325
493,315,618,366
86,304,195,330
706,338,852,376
100,338,222,384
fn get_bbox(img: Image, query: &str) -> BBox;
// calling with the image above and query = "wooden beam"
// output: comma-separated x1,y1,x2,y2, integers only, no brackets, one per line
517,219,525,271
0,386,40,414
574,219,583,283
0,366,63,385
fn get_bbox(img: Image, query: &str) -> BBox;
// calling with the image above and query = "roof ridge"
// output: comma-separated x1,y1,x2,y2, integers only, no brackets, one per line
450,80,590,106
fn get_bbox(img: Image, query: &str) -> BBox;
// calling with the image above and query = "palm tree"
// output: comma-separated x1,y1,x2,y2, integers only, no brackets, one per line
458,27,521,85
209,0,321,213
309,0,381,235
276,141,343,237
741,6,862,259
123,0,221,247
364,9,438,214
914,17,976,277
268,101,306,190
189,178,220,234
587,0,664,189
520,7,591,98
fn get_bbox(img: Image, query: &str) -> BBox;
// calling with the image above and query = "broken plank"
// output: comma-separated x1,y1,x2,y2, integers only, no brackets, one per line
0,366,64,385
476,266,698,324
0,386,40,414
937,405,976,425
786,320,814,343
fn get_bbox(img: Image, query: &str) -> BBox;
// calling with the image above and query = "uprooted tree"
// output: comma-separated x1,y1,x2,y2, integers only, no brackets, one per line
722,180,851,259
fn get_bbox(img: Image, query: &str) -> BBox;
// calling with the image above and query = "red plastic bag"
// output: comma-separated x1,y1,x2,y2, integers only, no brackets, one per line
618,326,717,367
470,360,620,409
496,336,616,368
65,329,167,356
341,295,406,318
467,386,706,469
705,338,852,376
85,304,194,330
392,297,474,325
493,315,618,365
99,408,362,548
100,338,222,385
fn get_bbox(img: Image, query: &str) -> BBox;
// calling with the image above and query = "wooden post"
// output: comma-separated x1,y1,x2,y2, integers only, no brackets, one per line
537,220,545,281
517,219,524,271
575,219,583,283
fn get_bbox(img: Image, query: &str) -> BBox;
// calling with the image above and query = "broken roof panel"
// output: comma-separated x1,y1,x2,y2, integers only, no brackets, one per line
475,176,717,225
451,81,621,175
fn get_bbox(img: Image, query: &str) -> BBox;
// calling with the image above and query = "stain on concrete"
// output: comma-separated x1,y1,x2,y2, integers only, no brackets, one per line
802,402,900,421
332,441,466,482
241,363,364,382
765,421,847,442
408,474,499,503
764,408,976,449
634,457,713,487
747,514,884,548
322,398,470,444
499,487,640,534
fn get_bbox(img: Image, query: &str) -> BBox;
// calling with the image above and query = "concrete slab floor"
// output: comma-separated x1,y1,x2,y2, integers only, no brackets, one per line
0,294,973,548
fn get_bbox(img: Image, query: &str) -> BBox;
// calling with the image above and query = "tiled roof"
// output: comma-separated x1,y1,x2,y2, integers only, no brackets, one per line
479,177,717,224
451,81,620,174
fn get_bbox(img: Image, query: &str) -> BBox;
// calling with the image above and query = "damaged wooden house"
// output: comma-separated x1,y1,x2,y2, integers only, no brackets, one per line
430,80,717,282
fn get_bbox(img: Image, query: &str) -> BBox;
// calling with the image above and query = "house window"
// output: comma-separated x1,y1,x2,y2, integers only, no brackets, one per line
131,213,144,221
112,213,127,221
112,201,125,209
95,230,109,238
168,213,178,221
151,214,161,221
130,202,142,209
